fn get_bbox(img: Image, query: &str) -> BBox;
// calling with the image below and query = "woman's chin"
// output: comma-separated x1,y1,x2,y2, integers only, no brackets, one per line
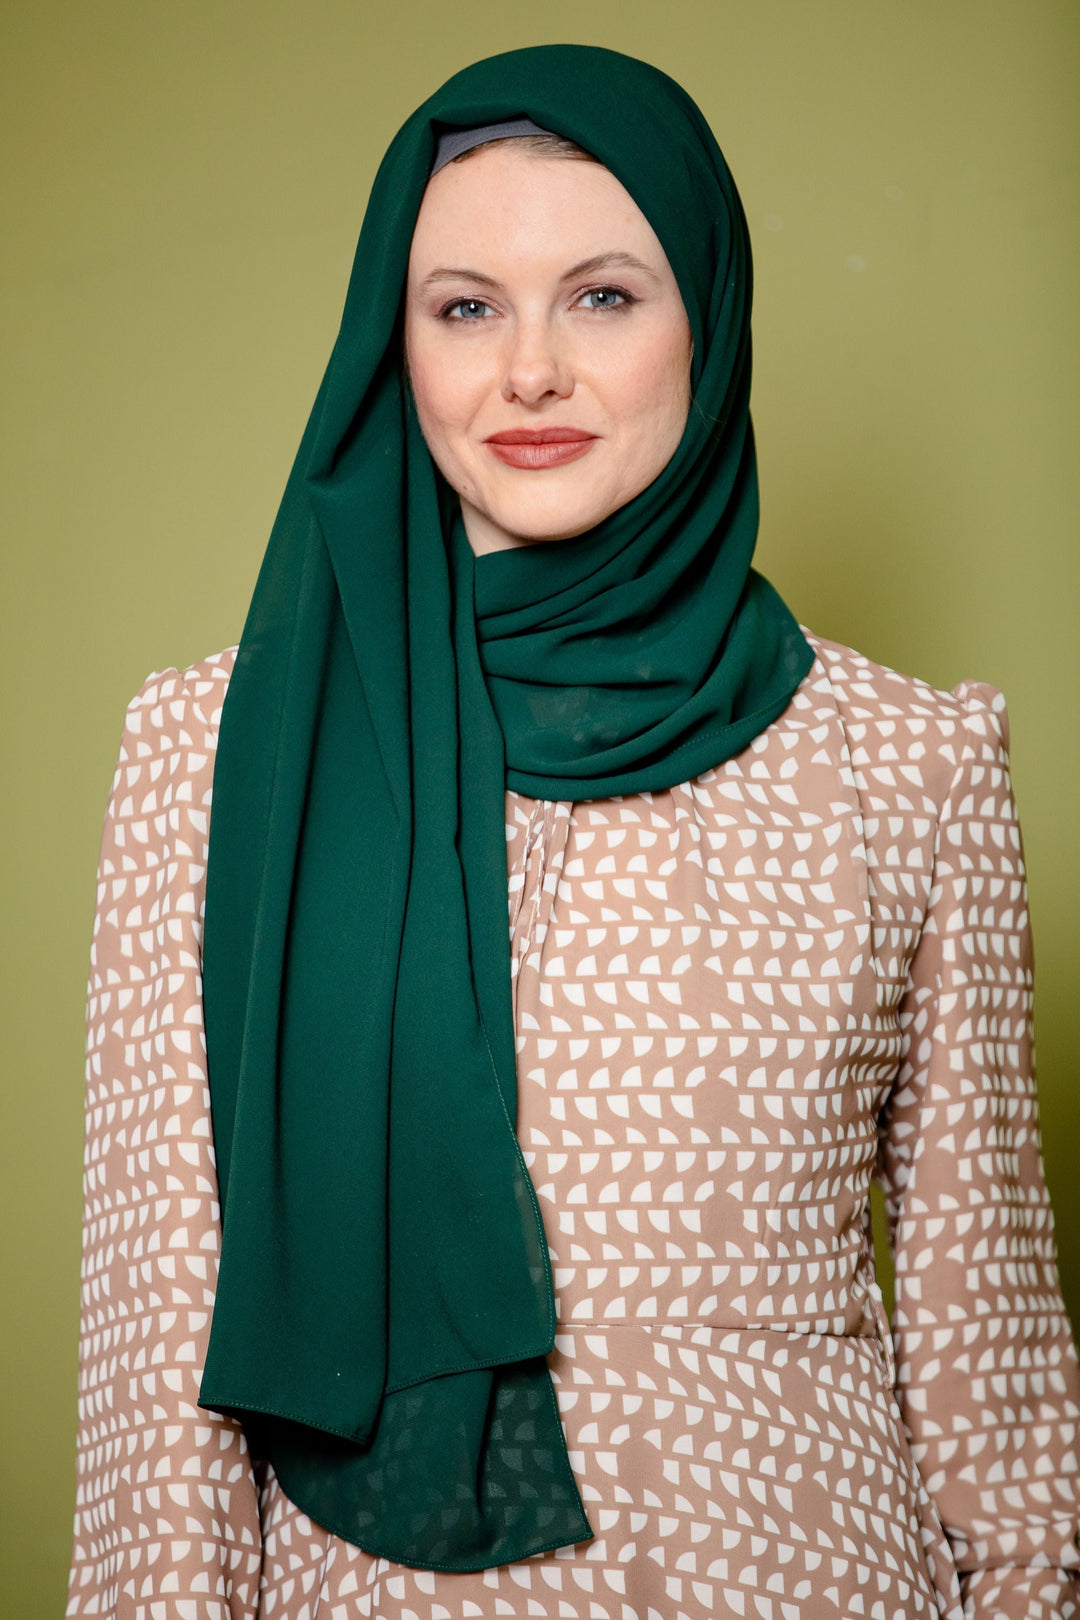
465,497,619,553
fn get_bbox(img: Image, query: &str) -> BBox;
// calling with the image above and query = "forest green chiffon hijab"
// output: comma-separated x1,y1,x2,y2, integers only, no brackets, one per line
199,44,813,1571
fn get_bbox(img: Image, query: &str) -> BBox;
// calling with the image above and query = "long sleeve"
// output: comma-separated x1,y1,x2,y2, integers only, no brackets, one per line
67,660,263,1618
877,680,1080,1618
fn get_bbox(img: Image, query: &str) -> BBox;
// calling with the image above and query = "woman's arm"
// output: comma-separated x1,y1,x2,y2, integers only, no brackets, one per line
67,655,263,1620
877,681,1080,1617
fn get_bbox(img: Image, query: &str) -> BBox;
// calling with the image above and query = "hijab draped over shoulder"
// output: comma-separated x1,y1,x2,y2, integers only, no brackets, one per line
199,44,814,1571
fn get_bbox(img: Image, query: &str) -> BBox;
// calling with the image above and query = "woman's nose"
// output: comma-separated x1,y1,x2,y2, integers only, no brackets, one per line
500,320,573,406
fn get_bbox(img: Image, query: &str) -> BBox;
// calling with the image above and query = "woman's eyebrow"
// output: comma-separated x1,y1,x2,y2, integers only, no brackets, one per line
561,251,662,284
418,250,662,293
420,267,501,291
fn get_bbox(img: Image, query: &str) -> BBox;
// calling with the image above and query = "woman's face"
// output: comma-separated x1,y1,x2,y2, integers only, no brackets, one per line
404,144,693,556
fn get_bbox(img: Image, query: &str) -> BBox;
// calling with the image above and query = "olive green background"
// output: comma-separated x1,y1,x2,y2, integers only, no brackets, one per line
2,0,1077,1609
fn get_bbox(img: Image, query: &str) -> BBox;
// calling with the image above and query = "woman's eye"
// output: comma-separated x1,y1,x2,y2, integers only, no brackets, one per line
445,299,492,321
579,286,628,311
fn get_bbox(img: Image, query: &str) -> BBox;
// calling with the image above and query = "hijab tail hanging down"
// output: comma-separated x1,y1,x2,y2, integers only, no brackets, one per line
198,44,814,1571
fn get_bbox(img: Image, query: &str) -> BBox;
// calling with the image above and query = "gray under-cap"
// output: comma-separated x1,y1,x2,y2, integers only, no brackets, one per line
429,118,554,176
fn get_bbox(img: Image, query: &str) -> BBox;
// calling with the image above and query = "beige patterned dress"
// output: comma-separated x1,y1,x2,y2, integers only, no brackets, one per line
68,633,1080,1619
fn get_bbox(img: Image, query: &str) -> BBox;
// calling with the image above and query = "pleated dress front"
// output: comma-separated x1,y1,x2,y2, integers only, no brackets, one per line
68,632,1080,1620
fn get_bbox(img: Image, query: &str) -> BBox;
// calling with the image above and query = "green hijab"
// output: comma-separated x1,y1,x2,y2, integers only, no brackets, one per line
199,44,813,1571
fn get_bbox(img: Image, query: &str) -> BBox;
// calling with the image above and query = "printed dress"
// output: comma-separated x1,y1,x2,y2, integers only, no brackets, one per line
68,633,1080,1619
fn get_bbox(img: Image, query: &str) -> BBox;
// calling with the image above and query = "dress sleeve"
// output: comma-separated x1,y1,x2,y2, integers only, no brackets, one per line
875,680,1080,1619
67,666,263,1619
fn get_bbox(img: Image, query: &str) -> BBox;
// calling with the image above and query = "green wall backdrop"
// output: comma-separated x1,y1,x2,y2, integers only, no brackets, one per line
2,1,1077,1610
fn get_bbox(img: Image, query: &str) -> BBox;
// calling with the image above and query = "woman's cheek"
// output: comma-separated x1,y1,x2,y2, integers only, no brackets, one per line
437,424,484,507
647,340,694,443
433,350,491,431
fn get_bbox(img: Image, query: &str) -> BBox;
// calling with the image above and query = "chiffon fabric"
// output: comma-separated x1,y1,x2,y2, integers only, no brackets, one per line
198,45,811,1569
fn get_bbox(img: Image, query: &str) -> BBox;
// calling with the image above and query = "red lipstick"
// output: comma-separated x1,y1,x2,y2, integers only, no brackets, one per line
484,427,598,470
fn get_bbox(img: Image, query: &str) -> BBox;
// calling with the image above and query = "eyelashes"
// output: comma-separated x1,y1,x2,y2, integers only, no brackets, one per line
439,297,492,321
578,286,632,313
436,284,637,323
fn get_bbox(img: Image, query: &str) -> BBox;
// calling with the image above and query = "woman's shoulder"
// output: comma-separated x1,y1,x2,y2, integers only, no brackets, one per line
115,646,239,765
122,645,238,728
104,649,239,832
95,650,241,924
800,627,1011,757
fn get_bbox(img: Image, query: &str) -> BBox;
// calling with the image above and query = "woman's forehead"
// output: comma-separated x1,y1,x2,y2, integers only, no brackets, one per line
408,146,671,278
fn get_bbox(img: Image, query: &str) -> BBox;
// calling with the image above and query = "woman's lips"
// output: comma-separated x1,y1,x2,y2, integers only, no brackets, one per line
484,427,598,470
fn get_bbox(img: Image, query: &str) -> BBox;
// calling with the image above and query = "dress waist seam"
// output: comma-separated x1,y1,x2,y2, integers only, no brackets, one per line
554,1319,884,1341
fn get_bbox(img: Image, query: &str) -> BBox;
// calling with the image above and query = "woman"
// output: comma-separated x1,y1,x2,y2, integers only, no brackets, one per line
68,43,1080,1620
